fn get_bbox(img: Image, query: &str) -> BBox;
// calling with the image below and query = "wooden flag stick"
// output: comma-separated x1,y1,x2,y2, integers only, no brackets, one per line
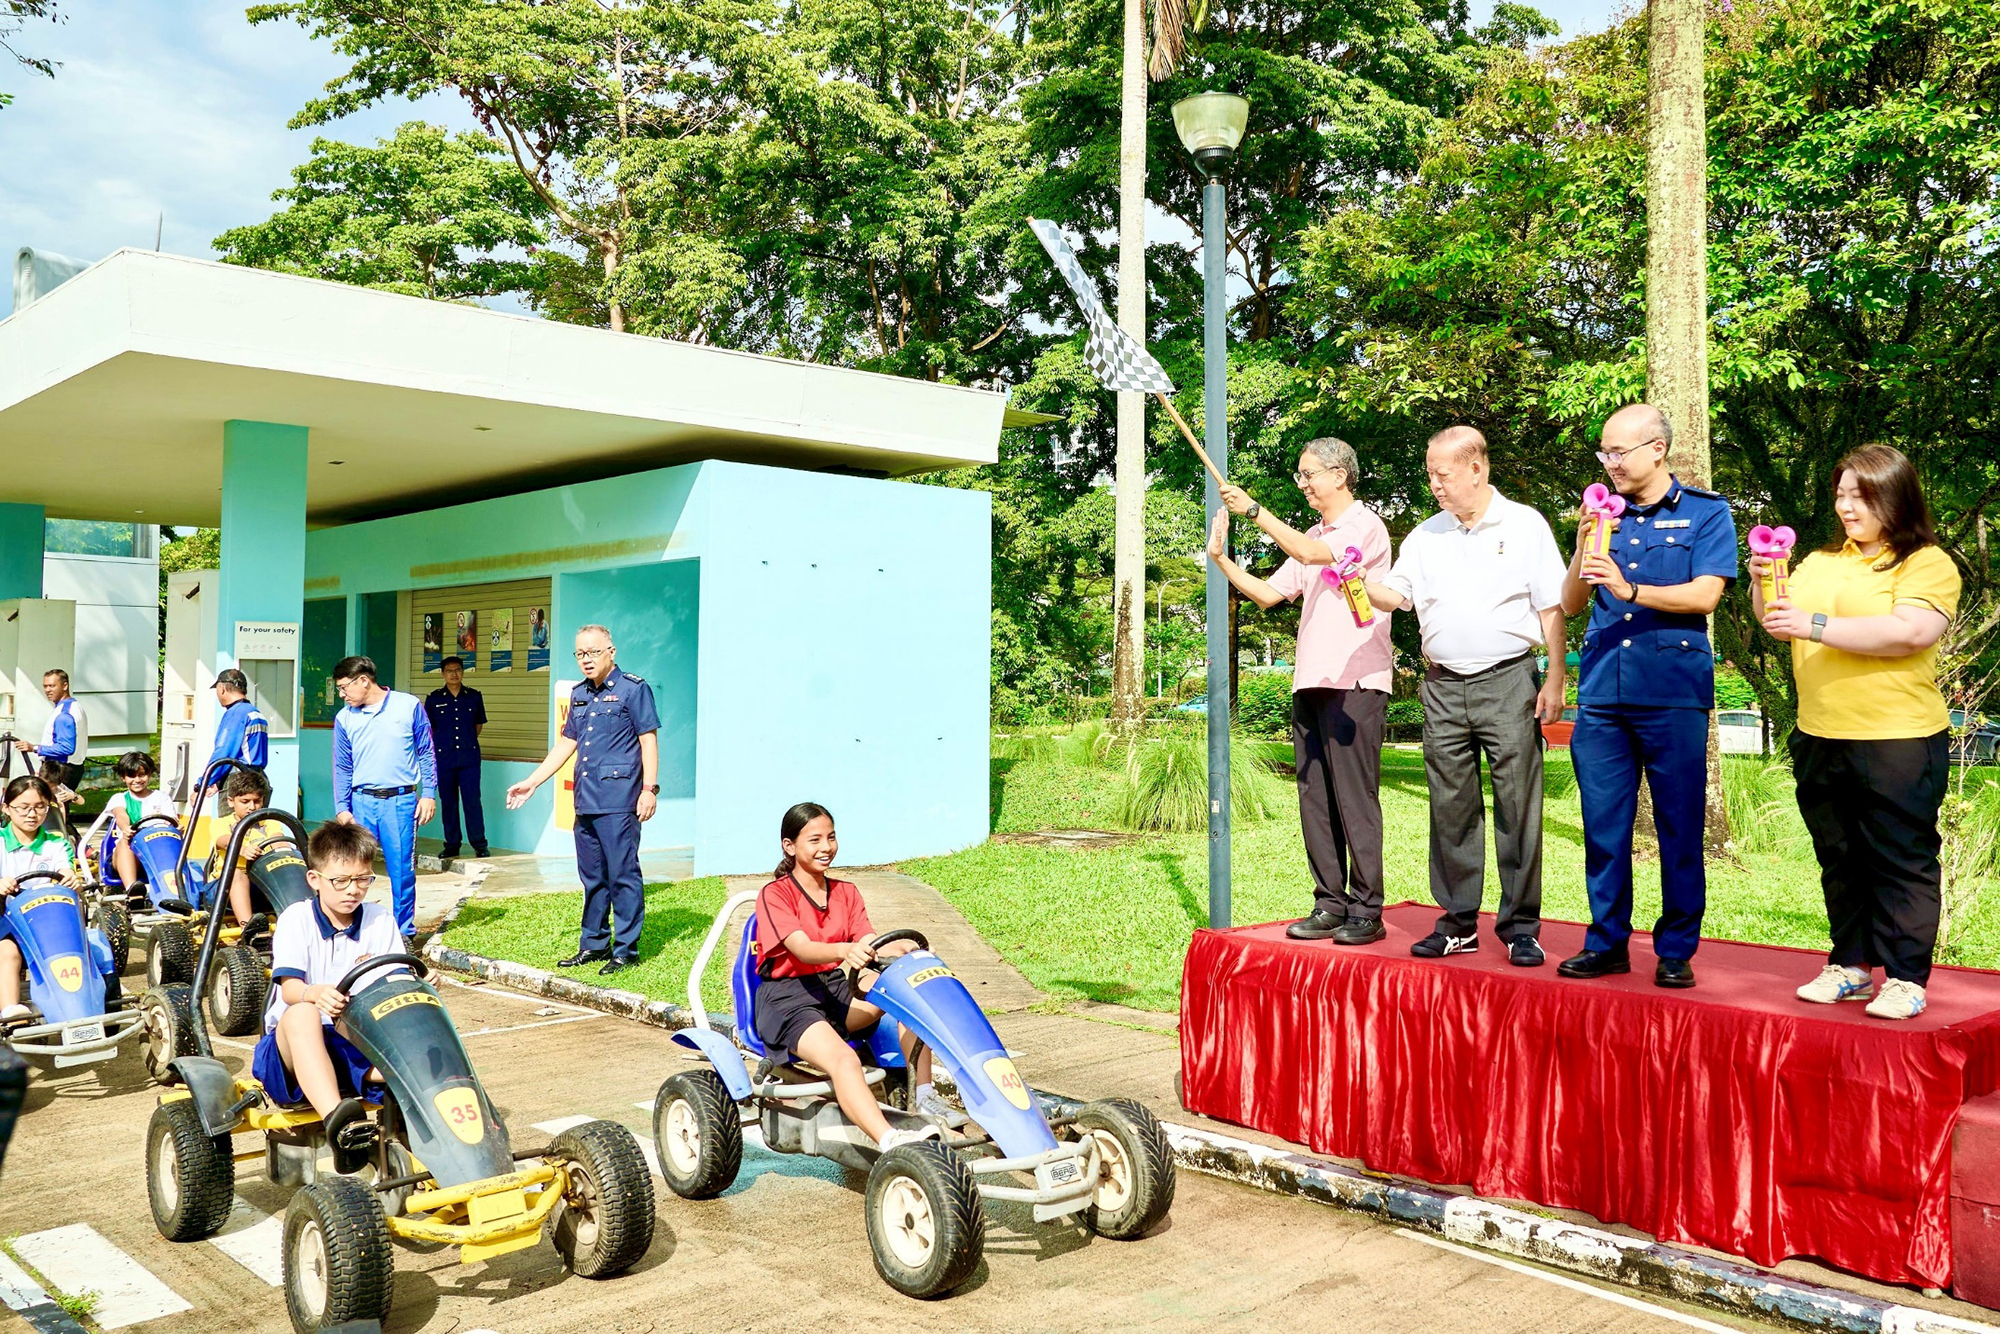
1153,392,1229,492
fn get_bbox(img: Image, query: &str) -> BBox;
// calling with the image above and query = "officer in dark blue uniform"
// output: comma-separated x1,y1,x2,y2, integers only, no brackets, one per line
506,624,659,977
1555,404,1737,989
424,655,489,860
209,669,270,770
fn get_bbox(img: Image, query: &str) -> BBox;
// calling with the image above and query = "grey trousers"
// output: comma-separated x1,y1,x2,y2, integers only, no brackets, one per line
1419,654,1544,941
1291,687,1388,919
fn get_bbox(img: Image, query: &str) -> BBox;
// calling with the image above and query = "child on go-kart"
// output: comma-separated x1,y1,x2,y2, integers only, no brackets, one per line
250,821,404,1152
0,776,82,1023
206,768,287,928
755,802,944,1150
106,751,177,891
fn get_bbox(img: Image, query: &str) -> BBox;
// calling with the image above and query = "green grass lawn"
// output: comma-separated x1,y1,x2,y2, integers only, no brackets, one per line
910,748,2000,1013
440,877,737,1013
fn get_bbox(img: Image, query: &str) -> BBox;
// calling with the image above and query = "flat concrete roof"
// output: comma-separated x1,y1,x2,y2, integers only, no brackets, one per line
0,249,1004,525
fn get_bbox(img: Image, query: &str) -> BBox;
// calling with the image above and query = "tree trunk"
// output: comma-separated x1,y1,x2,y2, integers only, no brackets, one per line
1645,0,1725,853
1110,0,1148,736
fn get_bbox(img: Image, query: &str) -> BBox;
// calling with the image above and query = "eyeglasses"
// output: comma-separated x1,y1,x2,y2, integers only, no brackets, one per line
1294,465,1341,487
321,873,377,891
1595,438,1665,465
5,802,49,816
574,647,611,661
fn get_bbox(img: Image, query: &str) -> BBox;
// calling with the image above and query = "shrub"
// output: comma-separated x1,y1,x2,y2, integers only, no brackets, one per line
1721,754,1807,856
1234,670,1293,738
1116,734,1287,833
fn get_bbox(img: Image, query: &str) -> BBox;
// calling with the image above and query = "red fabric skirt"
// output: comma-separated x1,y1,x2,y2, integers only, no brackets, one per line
1179,902,2000,1288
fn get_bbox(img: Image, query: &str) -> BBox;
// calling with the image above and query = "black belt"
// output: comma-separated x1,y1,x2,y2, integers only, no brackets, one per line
354,784,417,798
1425,652,1534,683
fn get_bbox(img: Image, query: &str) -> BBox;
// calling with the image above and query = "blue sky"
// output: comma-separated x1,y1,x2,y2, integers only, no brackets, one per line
1,0,1625,283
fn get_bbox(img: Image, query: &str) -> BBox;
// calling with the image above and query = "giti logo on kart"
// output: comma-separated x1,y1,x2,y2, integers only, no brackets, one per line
983,1056,1032,1110
907,965,954,987
370,991,442,1021
434,1087,486,1144
262,854,305,872
19,895,69,914
51,954,85,992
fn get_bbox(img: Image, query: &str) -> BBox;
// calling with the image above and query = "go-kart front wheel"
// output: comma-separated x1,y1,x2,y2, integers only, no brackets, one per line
147,1098,235,1241
146,920,197,988
1071,1098,1176,1240
653,1070,742,1199
548,1120,656,1278
140,986,198,1085
98,900,132,969
206,944,269,1037
864,1142,984,1299
283,1176,393,1334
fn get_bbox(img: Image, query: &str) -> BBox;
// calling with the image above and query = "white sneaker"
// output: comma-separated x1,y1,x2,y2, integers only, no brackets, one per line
1865,977,1928,1020
915,1088,960,1126
1796,964,1873,1004
0,1003,29,1023
878,1125,941,1151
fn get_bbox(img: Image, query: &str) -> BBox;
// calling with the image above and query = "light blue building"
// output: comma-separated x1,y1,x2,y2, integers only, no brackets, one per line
0,250,1002,875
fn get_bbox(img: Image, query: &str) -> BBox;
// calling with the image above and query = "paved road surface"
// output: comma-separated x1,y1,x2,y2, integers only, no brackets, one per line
2,969,1764,1334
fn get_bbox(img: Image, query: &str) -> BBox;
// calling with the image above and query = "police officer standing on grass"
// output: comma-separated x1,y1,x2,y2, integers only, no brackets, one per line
1556,403,1738,990
425,656,489,861
506,625,659,978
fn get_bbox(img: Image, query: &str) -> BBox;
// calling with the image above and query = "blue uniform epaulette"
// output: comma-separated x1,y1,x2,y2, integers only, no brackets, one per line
621,673,645,683
1678,484,1723,499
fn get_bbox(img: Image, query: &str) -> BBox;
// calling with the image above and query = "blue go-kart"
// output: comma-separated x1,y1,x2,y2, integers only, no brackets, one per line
652,890,1175,1298
1,869,144,1072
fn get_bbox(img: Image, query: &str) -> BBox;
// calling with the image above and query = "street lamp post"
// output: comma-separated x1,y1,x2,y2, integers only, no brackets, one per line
1172,91,1248,932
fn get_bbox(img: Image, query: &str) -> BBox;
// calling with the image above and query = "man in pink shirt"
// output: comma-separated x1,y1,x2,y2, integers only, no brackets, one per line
1209,437,1395,945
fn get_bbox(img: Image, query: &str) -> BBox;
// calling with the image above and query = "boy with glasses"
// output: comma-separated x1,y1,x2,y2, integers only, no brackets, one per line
251,821,405,1156
0,776,80,1023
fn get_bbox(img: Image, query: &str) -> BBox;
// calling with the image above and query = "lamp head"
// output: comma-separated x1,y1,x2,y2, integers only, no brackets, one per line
1172,92,1249,176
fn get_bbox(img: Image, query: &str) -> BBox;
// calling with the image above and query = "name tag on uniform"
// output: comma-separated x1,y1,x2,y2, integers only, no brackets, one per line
1656,519,1691,529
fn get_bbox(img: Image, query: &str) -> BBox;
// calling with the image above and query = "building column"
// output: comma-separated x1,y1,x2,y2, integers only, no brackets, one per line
0,504,45,600
218,421,307,812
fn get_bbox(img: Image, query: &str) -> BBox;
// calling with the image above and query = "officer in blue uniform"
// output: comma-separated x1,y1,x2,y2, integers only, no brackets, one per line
1555,403,1737,989
506,624,659,977
209,668,270,774
424,655,489,860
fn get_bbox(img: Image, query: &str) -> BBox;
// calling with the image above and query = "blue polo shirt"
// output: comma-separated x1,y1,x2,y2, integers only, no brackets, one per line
211,698,270,770
331,689,439,816
1578,476,1739,710
423,685,486,765
562,667,659,816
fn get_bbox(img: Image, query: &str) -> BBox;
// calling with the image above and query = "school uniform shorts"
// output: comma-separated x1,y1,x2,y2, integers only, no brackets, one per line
251,1024,379,1108
754,969,866,1055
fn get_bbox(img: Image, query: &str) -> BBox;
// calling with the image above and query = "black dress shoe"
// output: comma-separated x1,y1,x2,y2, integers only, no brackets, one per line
439,845,461,860
1655,958,1696,989
1558,947,1631,979
558,948,610,968
471,845,490,859
599,957,638,977
1332,917,1387,946
1286,908,1346,940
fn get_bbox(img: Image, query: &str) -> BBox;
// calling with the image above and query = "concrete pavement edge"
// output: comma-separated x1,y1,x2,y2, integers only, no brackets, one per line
417,934,1997,1334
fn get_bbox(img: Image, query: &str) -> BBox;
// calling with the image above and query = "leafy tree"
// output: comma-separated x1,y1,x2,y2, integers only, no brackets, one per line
1,0,58,110
215,123,547,300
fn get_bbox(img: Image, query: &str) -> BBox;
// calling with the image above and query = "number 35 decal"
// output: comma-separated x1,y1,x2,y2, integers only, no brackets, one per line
432,1087,487,1144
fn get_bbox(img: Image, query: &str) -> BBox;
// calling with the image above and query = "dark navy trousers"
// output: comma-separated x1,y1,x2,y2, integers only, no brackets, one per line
437,755,486,850
1571,704,1709,960
575,810,645,958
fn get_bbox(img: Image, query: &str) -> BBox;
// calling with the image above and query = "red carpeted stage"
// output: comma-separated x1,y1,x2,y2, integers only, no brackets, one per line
1180,901,2000,1291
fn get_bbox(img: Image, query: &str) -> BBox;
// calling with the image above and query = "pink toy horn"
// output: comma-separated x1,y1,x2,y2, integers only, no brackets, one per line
1582,482,1627,519
1747,525,1796,557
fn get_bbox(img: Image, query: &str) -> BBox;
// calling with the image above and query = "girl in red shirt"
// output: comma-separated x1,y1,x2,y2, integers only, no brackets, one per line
754,802,937,1148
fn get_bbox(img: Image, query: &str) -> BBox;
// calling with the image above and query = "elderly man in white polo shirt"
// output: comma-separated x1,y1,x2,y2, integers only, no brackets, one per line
1365,426,1567,966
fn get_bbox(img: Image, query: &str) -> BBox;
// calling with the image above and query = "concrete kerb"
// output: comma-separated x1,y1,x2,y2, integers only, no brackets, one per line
416,931,1998,1334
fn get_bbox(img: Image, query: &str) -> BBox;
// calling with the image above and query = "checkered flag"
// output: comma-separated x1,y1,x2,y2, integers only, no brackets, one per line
1029,218,1176,396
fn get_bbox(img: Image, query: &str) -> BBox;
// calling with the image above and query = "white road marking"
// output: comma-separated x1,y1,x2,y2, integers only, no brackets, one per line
209,1199,284,1286
0,1249,50,1309
211,1035,254,1051
10,1224,191,1329
440,976,597,1014
532,1115,597,1136
637,1136,663,1179
634,1098,656,1113
1394,1229,1742,1333
460,1014,601,1039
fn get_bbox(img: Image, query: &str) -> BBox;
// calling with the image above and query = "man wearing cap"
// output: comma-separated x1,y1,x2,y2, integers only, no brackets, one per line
209,669,270,775
424,655,489,860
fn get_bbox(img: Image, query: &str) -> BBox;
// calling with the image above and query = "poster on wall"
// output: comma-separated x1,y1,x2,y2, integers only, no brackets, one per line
456,610,479,670
422,613,444,674
488,608,513,673
528,607,551,672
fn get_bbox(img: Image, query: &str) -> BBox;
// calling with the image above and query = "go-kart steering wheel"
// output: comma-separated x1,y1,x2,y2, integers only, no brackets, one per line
11,871,64,889
134,814,180,832
865,928,930,955
334,953,429,997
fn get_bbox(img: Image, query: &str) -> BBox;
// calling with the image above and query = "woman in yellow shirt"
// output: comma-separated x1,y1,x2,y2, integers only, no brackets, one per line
1751,444,1960,1020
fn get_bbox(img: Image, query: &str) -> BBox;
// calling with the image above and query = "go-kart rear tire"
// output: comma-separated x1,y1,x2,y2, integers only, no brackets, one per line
548,1119,656,1278
864,1141,984,1299
283,1176,393,1334
653,1070,742,1200
1072,1097,1175,1240
206,944,269,1037
140,985,198,1086
147,1097,235,1241
99,900,132,970
147,920,197,988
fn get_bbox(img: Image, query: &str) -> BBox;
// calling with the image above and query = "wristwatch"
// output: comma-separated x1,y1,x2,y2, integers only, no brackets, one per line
643,784,661,794
1621,582,1639,603
1810,613,1828,643
1245,502,1261,520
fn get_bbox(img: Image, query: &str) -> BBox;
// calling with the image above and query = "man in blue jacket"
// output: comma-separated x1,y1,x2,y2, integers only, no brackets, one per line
209,668,270,774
